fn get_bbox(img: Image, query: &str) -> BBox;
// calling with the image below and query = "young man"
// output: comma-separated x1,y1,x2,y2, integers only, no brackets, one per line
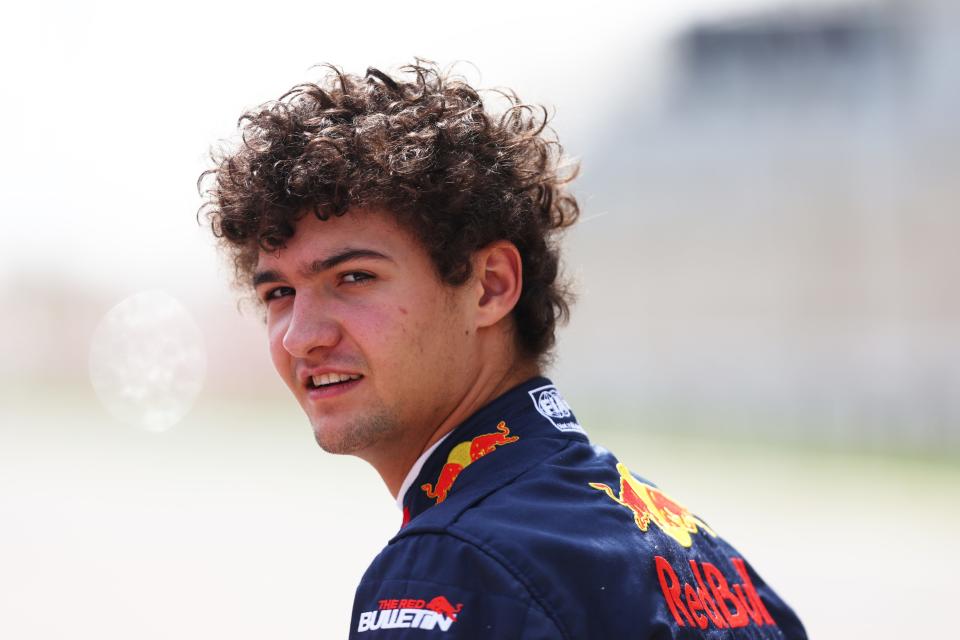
201,62,807,639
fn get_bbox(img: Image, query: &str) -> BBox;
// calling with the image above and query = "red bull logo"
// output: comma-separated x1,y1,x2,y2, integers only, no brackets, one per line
421,421,518,504
589,462,716,547
425,596,463,621
356,595,464,633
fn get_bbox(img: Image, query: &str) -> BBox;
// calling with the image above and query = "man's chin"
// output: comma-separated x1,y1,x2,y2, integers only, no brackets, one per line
310,413,394,456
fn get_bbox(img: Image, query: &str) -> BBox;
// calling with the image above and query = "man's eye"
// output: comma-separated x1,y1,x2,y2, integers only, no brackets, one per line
264,286,294,302
342,272,374,284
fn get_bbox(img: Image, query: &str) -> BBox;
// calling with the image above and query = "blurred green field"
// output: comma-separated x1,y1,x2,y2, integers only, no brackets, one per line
2,384,957,638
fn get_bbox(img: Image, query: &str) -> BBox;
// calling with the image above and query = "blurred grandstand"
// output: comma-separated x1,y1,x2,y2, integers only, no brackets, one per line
563,0,959,452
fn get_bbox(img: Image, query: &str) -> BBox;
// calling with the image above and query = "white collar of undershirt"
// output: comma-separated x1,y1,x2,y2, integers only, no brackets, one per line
395,432,453,511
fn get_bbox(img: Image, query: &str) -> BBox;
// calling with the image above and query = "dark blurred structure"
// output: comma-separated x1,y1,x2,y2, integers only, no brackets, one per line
566,0,959,452
674,2,908,115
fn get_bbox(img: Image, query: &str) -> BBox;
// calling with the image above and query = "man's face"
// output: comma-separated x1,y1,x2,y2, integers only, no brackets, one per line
253,209,478,457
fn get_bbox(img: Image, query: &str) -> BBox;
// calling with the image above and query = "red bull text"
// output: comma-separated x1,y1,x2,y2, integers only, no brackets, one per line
421,421,518,504
655,555,777,631
589,462,716,547
356,596,464,633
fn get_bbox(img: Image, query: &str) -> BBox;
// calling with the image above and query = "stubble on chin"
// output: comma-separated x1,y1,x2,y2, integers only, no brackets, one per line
311,410,397,455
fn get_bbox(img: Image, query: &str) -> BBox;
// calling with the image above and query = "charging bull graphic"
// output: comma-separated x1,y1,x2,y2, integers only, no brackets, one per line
421,421,518,504
426,596,463,622
590,462,717,547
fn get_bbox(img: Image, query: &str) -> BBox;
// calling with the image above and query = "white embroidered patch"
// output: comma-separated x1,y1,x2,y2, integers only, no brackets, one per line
528,384,586,435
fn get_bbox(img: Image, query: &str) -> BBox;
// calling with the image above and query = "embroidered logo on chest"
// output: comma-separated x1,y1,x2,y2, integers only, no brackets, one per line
589,462,717,547
420,421,518,504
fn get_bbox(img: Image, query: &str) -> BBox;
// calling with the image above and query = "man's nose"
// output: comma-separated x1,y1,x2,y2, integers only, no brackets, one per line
281,298,341,357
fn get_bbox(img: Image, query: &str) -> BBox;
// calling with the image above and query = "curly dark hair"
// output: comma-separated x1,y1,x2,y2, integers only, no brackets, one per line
199,61,580,362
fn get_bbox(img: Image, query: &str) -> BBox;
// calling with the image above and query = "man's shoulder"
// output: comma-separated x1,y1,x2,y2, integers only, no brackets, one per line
351,439,612,638
370,438,611,602
400,438,671,585
396,436,671,559
367,440,667,637
396,436,618,541
383,438,807,639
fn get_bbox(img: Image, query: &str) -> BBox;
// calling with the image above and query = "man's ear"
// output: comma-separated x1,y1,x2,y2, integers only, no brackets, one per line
473,240,523,329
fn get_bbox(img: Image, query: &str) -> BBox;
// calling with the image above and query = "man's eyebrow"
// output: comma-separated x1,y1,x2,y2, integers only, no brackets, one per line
252,248,393,288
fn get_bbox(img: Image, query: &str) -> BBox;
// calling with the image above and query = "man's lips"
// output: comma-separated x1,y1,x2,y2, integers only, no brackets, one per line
298,366,363,387
304,375,363,400
299,369,365,399
305,371,363,389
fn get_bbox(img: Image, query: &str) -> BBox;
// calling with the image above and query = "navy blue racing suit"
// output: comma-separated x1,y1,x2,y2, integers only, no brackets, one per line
349,377,807,639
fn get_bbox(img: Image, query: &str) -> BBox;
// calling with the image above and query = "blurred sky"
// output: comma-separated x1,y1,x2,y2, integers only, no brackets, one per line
0,0,826,294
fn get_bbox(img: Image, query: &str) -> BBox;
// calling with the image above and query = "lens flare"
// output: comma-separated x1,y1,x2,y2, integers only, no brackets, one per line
88,290,206,432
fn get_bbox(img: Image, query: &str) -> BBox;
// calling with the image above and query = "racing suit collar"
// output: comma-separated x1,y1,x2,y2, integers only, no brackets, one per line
400,376,588,527
395,431,452,511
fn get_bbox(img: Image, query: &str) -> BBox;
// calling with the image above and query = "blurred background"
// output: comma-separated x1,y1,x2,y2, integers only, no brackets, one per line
1,0,956,637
